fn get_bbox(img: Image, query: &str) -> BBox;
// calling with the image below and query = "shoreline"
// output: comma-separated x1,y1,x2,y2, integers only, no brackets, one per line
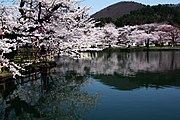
0,73,13,82
0,61,56,82
1,46,180,81
102,46,180,52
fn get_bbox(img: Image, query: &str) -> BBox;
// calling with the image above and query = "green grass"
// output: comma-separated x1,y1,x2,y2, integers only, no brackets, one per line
149,46,180,49
104,46,180,52
0,70,10,76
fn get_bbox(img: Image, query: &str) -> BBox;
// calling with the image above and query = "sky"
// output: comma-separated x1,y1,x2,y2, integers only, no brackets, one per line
80,0,180,14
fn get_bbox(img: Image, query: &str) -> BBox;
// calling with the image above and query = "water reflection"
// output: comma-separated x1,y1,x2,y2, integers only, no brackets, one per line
1,51,180,119
57,51,180,75
94,70,180,90
0,71,99,120
56,51,180,90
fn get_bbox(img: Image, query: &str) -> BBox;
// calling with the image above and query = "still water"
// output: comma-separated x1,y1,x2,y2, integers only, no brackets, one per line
1,51,180,120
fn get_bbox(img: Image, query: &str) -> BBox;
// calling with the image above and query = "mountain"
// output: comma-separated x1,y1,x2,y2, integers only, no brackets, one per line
92,1,145,20
92,1,180,27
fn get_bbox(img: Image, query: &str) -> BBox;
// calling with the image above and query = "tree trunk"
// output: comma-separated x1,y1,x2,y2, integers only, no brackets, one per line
38,2,42,23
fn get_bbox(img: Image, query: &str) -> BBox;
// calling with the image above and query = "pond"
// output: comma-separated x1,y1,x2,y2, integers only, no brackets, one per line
0,51,180,120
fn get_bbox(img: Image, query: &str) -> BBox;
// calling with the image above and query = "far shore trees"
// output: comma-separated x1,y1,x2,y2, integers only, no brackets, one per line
157,24,180,47
117,23,180,47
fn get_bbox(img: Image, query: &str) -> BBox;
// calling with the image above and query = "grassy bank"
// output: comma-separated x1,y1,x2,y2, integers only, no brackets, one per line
0,72,13,81
103,46,180,52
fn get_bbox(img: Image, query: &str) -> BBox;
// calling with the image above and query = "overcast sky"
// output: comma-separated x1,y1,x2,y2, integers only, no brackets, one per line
80,0,180,14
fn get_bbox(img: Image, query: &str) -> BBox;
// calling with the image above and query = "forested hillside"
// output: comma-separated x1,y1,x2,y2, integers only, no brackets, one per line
94,3,180,27
115,4,180,27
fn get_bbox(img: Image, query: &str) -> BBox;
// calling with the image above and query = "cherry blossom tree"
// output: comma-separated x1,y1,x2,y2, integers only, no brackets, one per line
0,4,23,77
102,23,119,47
16,0,100,58
0,0,98,77
118,24,159,47
117,23,180,47
157,24,180,47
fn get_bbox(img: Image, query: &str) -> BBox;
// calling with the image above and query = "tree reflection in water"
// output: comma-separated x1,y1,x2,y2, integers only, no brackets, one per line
0,70,99,120
56,51,180,90
1,51,180,119
57,51,180,76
